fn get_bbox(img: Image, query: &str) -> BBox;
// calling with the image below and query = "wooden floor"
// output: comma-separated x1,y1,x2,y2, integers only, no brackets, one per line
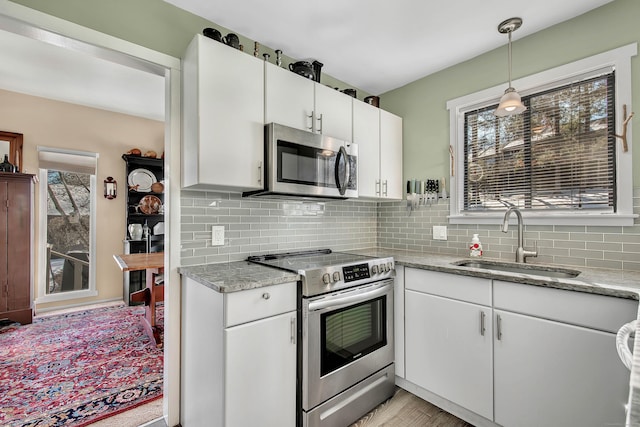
349,388,474,427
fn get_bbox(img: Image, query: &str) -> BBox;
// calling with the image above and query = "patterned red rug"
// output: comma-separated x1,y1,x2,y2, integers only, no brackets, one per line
0,304,163,427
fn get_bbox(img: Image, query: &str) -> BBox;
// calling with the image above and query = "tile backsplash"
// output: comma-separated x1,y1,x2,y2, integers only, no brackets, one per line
181,187,640,271
180,191,377,266
377,187,640,272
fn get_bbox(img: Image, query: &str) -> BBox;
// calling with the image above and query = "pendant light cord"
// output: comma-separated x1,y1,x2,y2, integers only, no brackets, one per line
507,30,513,88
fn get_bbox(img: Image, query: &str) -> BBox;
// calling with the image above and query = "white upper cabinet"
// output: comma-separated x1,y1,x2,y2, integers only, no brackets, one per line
353,100,381,198
265,62,353,142
380,110,403,199
182,34,264,191
264,62,315,132
353,101,403,199
314,83,353,141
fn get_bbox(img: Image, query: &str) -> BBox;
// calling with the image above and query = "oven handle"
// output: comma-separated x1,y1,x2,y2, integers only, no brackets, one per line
308,281,392,313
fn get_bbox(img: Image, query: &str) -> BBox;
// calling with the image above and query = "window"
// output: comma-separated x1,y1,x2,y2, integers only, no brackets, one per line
37,147,99,303
447,44,637,226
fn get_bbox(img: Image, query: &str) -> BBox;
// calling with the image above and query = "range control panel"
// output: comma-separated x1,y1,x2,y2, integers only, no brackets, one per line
343,263,371,283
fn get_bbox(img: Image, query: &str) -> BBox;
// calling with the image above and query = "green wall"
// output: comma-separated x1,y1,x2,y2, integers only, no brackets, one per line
380,0,639,187
9,0,370,99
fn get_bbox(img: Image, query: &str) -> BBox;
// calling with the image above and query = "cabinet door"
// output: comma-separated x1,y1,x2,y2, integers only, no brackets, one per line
183,35,264,191
353,100,381,198
405,290,493,420
225,311,297,427
494,310,629,427
265,62,315,132
379,110,403,200
0,181,7,312
314,83,352,141
6,178,31,312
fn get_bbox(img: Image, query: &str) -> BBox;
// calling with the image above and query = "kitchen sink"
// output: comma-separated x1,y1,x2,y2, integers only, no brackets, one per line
452,259,581,279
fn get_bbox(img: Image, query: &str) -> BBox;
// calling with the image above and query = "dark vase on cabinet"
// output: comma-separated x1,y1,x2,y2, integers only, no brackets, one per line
0,172,34,324
122,154,164,305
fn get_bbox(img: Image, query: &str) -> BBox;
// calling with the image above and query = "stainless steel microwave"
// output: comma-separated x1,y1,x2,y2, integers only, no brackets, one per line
243,123,358,199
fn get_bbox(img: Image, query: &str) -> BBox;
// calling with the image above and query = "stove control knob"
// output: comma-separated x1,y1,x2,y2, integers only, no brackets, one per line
372,265,379,274
333,271,341,282
322,273,331,284
382,264,389,272
387,262,394,271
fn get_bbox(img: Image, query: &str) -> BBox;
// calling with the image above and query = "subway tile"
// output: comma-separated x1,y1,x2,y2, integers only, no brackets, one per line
586,259,623,270
586,241,623,252
554,240,586,249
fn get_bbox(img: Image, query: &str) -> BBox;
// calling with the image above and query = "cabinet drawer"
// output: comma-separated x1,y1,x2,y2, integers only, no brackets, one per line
405,268,491,305
225,281,297,327
494,280,639,333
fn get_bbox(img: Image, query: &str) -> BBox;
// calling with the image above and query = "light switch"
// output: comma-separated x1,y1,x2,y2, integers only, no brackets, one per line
433,225,447,240
212,226,225,246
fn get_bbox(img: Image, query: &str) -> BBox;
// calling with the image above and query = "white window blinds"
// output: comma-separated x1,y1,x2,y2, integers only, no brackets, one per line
463,71,615,213
37,147,98,175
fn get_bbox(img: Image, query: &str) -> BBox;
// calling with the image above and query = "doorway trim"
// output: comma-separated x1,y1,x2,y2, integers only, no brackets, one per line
0,1,182,425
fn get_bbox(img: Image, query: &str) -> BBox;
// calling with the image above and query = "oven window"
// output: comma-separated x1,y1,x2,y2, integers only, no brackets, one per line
320,296,386,376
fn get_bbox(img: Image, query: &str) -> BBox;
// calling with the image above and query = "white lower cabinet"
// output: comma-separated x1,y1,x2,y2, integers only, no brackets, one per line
181,278,297,427
493,280,635,427
225,312,297,427
403,268,636,427
493,309,628,427
404,269,493,420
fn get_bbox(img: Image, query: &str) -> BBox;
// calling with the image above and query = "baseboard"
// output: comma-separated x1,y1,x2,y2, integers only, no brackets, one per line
395,376,497,427
35,298,125,315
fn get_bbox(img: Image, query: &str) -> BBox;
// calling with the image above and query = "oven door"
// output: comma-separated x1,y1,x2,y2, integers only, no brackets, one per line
303,279,394,411
267,123,358,198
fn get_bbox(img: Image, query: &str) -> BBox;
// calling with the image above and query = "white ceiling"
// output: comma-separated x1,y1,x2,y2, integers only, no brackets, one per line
0,28,165,121
0,0,614,120
166,0,615,95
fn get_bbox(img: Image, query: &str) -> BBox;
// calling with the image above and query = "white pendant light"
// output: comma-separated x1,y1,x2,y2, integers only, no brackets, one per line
495,17,527,117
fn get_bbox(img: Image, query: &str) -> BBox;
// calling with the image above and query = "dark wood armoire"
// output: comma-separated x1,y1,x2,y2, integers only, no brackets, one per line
0,172,33,325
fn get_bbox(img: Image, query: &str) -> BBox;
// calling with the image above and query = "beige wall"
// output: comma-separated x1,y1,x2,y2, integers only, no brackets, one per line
0,88,164,311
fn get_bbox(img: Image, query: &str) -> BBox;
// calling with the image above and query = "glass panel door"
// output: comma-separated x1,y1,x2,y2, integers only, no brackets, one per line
45,170,92,294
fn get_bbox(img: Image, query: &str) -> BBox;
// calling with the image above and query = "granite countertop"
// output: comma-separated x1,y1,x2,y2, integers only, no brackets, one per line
346,248,640,300
178,261,299,293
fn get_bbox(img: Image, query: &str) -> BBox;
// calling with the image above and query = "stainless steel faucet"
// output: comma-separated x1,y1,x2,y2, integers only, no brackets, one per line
501,207,538,263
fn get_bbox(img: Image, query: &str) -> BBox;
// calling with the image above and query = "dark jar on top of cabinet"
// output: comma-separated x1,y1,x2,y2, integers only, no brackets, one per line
0,155,16,173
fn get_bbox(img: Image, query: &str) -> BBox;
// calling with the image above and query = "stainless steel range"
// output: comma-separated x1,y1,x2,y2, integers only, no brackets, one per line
248,249,396,427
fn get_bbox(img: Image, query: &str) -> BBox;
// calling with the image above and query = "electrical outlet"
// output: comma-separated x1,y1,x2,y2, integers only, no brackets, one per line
212,226,225,246
433,225,448,241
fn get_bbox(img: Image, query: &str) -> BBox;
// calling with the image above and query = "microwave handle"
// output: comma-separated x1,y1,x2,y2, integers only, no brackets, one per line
335,145,350,196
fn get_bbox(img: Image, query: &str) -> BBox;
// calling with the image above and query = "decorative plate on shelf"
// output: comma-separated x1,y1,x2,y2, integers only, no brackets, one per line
128,168,155,192
138,195,162,215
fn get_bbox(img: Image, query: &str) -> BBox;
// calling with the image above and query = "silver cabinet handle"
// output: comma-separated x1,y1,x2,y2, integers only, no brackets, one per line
257,161,262,185
382,180,388,197
262,292,270,300
317,113,323,134
497,314,502,340
290,316,296,344
375,180,381,196
480,311,486,336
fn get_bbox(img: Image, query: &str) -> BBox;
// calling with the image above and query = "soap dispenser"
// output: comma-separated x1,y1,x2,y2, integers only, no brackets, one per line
469,234,483,257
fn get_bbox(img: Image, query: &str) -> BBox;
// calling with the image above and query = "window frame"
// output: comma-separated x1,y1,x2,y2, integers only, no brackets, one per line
447,43,637,226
